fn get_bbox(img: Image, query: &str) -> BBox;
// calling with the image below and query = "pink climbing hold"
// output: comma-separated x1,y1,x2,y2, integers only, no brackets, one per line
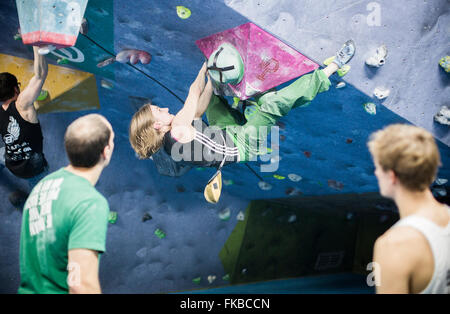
116,49,152,65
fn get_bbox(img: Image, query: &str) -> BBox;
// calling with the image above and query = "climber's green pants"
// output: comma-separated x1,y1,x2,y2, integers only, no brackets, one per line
205,69,331,162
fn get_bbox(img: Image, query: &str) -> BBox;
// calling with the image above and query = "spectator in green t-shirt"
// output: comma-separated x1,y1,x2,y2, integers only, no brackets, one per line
18,114,115,294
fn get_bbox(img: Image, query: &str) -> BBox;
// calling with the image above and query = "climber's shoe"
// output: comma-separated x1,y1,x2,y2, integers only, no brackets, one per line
333,40,356,68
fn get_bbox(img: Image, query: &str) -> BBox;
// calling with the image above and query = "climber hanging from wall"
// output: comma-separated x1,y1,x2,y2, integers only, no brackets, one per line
129,40,356,203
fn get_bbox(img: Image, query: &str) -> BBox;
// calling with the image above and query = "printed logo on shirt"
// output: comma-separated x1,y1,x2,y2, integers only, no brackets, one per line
3,116,20,144
3,116,33,161
25,178,64,237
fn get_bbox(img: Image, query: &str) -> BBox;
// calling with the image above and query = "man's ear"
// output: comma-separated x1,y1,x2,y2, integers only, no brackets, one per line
388,170,398,185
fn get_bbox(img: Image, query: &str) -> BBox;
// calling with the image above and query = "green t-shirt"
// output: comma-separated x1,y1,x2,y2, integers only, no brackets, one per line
18,168,110,294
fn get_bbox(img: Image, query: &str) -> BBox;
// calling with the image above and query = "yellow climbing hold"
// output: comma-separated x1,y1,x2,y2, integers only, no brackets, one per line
273,174,285,180
176,6,191,19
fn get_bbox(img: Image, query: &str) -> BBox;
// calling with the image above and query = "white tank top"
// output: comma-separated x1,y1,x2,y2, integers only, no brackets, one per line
393,206,450,294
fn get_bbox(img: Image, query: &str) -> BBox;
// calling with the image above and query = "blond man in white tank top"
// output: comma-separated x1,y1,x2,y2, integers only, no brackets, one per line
368,124,449,294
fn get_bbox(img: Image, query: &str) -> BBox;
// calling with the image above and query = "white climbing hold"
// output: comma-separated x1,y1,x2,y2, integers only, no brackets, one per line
373,87,390,100
433,188,447,197
336,81,346,89
288,174,302,182
237,211,245,221
207,275,216,284
366,45,388,67
100,80,113,89
79,18,88,35
258,181,272,191
288,215,297,223
434,106,450,126
435,178,448,185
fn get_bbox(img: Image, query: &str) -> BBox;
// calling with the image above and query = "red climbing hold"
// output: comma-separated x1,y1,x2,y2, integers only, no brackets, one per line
346,138,353,144
304,151,311,158
116,49,152,65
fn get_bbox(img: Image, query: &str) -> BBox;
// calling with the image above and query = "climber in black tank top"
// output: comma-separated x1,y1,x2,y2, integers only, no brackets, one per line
0,46,48,180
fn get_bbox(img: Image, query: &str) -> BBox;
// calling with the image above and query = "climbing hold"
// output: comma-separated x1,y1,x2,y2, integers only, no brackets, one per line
432,187,447,197
142,213,152,222
346,138,353,144
36,90,48,101
280,135,286,142
222,274,230,281
366,45,388,67
237,211,245,221
14,28,22,41
100,80,114,90
241,268,247,275
276,121,286,130
288,174,302,182
288,215,297,223
79,18,88,35
116,49,152,65
328,180,344,191
273,174,285,180
304,151,312,158
373,87,390,100
192,277,201,284
108,211,117,224
435,178,448,185
336,81,346,89
337,65,351,77
434,106,450,126
57,58,69,65
223,179,234,186
97,57,115,68
285,187,302,196
363,102,377,115
196,167,206,171
346,212,354,220
439,56,450,73
154,228,166,239
207,275,216,284
176,6,191,19
219,208,231,221
258,181,272,191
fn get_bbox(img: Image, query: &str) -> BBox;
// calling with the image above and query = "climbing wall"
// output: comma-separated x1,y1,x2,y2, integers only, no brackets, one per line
0,0,449,294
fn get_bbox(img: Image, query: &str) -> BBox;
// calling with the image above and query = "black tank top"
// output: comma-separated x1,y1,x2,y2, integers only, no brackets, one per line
0,102,47,178
162,119,239,169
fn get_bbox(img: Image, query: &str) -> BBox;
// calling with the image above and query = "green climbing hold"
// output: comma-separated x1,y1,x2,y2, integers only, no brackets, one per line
36,90,48,101
223,179,234,186
154,228,166,239
176,6,191,19
14,34,22,41
219,208,231,221
222,274,230,281
273,174,285,180
57,58,69,65
196,167,206,171
363,102,377,115
108,211,117,224
192,277,201,284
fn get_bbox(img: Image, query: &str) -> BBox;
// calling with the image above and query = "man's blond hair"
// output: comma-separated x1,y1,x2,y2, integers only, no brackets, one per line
368,124,441,191
129,104,166,159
